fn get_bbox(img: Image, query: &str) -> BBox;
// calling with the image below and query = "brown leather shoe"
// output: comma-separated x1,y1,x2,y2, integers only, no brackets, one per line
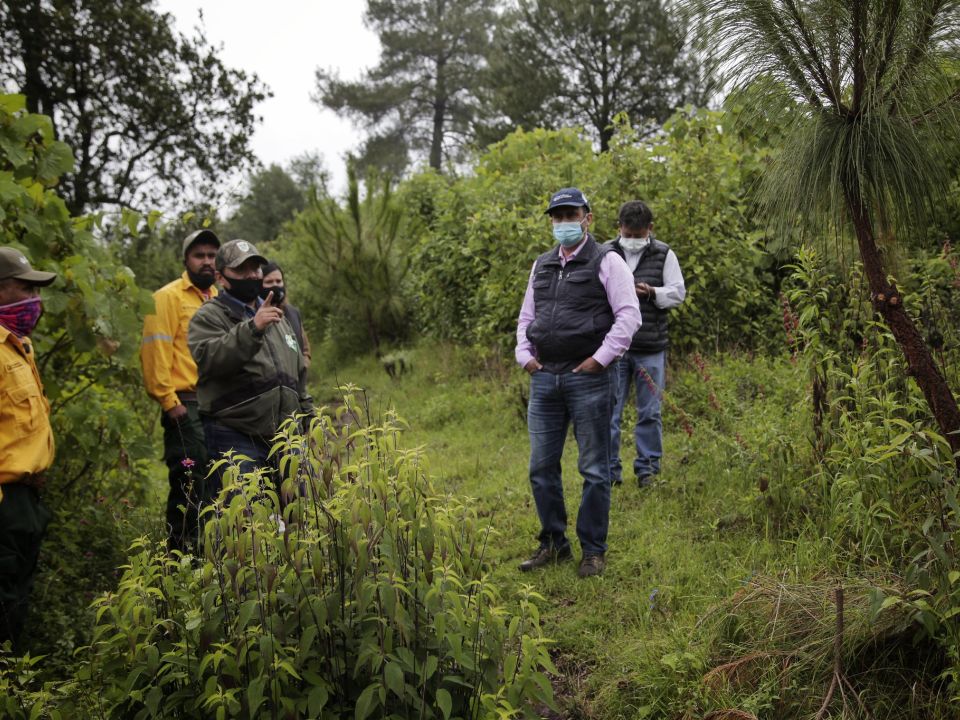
519,544,573,572
577,553,606,578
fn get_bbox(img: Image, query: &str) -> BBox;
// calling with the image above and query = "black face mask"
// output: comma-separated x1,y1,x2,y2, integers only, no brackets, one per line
187,268,215,290
259,285,285,306
224,276,262,303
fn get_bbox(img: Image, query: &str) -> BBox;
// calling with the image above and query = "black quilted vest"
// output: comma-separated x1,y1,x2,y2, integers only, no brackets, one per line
526,235,614,373
608,238,670,353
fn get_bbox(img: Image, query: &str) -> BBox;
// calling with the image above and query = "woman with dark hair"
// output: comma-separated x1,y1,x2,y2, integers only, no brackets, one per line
259,261,312,367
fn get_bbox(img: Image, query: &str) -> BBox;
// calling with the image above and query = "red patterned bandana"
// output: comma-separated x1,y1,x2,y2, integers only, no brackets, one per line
0,297,43,337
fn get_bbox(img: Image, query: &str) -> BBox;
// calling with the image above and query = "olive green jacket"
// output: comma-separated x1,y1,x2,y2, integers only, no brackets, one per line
188,294,313,438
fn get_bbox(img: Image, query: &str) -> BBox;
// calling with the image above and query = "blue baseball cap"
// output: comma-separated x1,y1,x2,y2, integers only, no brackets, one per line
545,187,590,214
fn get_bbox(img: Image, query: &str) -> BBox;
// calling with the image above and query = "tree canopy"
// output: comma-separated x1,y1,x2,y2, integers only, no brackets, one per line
0,0,268,214
486,0,701,151
314,0,497,174
688,0,960,457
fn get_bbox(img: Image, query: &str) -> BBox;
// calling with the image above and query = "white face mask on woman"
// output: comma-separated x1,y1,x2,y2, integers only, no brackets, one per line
619,236,650,253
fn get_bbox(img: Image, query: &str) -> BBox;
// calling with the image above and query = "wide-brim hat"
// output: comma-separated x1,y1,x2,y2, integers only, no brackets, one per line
0,247,57,286
216,239,267,271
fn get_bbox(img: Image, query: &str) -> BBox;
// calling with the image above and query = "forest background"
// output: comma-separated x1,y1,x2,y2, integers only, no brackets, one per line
2,0,960,718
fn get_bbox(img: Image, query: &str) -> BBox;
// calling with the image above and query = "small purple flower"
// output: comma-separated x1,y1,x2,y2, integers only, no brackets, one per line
181,458,196,468
649,588,659,608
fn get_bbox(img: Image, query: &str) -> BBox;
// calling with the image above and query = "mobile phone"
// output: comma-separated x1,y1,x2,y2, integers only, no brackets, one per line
267,287,285,306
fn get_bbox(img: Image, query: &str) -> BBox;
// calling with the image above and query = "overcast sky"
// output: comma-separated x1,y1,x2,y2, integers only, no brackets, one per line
158,1,381,194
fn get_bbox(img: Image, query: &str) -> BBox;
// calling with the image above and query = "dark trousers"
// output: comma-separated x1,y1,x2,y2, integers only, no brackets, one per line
0,483,50,651
161,401,209,553
201,417,275,498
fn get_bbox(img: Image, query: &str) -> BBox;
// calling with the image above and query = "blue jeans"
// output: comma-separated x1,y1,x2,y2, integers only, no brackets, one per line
527,368,615,555
611,350,666,481
201,418,274,498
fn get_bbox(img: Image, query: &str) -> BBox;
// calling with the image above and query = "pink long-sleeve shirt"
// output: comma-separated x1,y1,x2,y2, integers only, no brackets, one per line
515,236,642,369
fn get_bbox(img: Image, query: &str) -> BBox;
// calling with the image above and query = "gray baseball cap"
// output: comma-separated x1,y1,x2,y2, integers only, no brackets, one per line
216,239,267,271
0,247,57,286
181,229,221,258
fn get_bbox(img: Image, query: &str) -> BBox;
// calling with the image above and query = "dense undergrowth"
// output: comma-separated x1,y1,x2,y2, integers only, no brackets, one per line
5,90,960,719
301,322,958,718
5,329,959,717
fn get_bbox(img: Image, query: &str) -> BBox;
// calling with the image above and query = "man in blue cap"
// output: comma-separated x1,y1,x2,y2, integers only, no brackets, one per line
514,188,641,577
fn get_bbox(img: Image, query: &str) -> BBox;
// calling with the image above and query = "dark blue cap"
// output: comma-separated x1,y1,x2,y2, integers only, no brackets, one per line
545,187,590,214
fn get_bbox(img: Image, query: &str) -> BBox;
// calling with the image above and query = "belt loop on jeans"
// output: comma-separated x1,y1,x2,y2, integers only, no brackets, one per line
177,391,198,403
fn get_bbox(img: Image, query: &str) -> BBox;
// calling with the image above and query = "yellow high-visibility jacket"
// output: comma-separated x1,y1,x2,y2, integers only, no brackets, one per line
140,273,217,411
0,325,55,488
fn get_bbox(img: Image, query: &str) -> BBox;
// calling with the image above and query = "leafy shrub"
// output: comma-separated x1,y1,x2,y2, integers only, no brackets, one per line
0,651,80,719
0,93,158,668
77,396,555,718
401,109,784,356
276,165,414,362
780,248,960,696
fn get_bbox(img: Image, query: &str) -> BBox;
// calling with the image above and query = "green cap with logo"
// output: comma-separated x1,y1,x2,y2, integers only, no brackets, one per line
0,247,57,286
181,229,221,258
216,239,267,272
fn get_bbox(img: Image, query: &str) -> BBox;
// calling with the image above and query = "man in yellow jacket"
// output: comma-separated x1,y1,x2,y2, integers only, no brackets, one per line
141,230,220,552
0,247,56,651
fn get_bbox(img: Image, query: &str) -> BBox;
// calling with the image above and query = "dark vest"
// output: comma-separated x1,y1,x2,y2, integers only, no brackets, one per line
526,235,614,373
608,238,671,353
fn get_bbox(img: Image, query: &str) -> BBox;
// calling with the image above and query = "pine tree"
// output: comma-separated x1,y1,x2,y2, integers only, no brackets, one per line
486,0,705,151
314,0,497,173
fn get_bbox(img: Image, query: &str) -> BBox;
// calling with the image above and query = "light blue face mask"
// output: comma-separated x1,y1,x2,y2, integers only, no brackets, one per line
553,221,585,247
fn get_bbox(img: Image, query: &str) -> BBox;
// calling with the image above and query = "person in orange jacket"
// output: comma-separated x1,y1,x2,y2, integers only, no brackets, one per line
140,230,220,552
0,247,56,651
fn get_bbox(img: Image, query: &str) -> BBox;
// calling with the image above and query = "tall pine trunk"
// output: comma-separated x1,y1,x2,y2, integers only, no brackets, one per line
845,184,960,465
429,54,446,170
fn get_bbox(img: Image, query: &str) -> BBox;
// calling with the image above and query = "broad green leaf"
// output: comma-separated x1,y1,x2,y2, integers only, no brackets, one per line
436,688,452,720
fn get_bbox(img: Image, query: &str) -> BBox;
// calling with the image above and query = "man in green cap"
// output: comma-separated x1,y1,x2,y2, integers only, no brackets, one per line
0,247,56,650
188,239,314,496
140,229,220,553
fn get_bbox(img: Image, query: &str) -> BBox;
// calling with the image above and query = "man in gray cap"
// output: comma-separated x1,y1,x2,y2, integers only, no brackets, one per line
188,239,314,497
140,229,220,553
0,247,56,649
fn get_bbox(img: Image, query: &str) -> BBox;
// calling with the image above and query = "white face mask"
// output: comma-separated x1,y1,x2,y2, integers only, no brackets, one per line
619,236,650,253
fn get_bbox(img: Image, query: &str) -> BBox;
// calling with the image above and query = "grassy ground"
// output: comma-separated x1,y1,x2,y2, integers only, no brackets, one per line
310,344,839,718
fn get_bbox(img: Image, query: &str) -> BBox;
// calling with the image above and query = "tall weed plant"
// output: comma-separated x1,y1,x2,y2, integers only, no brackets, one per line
786,248,960,695
76,394,554,719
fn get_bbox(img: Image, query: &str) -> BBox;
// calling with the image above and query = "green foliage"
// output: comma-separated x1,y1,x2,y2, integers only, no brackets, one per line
781,250,960,697
487,0,702,151
0,651,79,719
402,110,782,354
315,0,497,172
689,0,960,243
220,163,316,246
0,93,158,666
78,399,555,718
110,206,225,293
0,0,268,213
277,164,413,360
